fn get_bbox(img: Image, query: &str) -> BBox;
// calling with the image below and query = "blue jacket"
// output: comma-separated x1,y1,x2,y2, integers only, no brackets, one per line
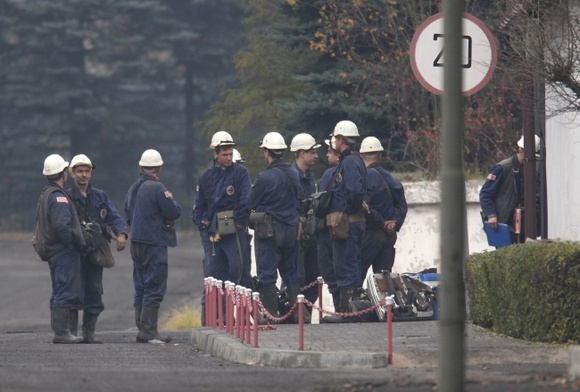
124,173,182,247
191,162,251,233
329,148,367,215
479,155,523,224
68,184,129,238
247,159,306,225
293,162,317,198
365,163,408,231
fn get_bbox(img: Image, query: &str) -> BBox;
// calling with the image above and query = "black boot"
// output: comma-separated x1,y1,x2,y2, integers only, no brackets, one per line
135,307,147,343
51,308,83,344
321,286,356,323
68,309,79,336
140,306,171,344
287,286,311,324
81,312,102,344
331,291,340,312
257,285,279,325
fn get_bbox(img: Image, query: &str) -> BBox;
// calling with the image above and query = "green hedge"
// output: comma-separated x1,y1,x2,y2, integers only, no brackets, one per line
466,241,580,343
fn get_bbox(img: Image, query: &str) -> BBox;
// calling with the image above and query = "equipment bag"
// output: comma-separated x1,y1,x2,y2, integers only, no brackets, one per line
311,191,332,219
216,210,236,236
249,212,274,239
326,211,349,240
82,221,115,268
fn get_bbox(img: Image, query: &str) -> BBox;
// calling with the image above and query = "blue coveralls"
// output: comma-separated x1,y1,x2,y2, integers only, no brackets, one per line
192,162,252,296
292,162,320,303
361,163,408,280
45,188,84,310
125,174,182,308
316,166,338,295
68,185,128,316
328,148,367,289
247,159,306,288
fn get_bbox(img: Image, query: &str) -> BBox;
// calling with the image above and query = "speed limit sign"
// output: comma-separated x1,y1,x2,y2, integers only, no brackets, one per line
410,12,497,96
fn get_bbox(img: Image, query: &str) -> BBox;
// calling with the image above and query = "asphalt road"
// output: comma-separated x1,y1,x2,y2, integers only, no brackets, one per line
0,232,575,392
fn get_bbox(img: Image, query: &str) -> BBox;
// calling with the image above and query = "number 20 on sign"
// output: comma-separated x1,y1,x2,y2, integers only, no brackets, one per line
410,12,497,96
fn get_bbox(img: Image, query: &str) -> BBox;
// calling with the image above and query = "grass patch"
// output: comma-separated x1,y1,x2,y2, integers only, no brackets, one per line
161,303,202,330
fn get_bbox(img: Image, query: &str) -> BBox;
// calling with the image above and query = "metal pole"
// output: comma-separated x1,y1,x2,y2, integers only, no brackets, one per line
245,288,252,344
386,296,393,365
297,294,304,351
317,277,323,321
440,1,466,392
252,292,260,348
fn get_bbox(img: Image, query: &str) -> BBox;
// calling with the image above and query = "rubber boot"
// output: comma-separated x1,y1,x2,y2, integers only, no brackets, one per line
135,307,148,343
51,308,83,344
320,286,357,323
81,312,102,344
139,306,171,344
257,285,279,325
287,286,311,324
68,309,79,336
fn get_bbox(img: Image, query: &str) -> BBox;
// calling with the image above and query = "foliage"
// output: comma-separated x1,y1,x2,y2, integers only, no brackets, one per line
466,241,580,343
161,302,202,330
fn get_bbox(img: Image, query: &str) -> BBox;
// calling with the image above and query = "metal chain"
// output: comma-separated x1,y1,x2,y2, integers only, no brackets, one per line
304,298,386,318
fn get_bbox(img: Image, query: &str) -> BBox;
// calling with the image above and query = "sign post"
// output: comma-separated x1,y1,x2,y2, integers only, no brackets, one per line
410,12,497,96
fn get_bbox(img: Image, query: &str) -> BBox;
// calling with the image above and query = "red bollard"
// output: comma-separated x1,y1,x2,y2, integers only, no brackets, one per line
297,294,305,351
211,279,219,328
386,296,394,365
216,280,223,330
236,285,243,340
252,292,260,348
204,278,210,327
226,282,234,334
245,288,252,344
317,277,324,321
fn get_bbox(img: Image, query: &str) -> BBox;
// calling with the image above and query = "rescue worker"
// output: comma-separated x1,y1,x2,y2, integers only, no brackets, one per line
192,132,252,325
480,135,540,244
247,132,306,324
317,137,340,310
34,154,85,344
233,148,246,164
289,133,321,312
124,149,182,343
67,154,129,343
359,137,408,280
321,120,368,323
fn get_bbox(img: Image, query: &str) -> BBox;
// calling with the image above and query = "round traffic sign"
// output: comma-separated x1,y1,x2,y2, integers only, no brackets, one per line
410,12,497,96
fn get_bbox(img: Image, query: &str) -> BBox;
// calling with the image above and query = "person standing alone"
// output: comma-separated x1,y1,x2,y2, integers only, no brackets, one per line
125,149,182,343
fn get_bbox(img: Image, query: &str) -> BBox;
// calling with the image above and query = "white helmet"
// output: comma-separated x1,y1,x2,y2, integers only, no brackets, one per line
69,154,94,172
209,131,236,149
517,134,540,152
259,132,287,150
290,133,321,152
324,136,337,150
43,154,69,176
233,148,245,163
331,120,360,137
359,136,384,154
139,149,164,167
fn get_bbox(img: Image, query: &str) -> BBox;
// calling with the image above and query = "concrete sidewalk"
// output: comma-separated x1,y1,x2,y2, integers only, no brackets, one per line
190,320,578,386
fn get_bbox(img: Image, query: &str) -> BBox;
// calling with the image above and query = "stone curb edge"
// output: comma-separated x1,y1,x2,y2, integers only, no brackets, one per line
189,327,388,369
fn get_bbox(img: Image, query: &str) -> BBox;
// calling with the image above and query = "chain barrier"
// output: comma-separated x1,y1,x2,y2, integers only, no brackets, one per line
304,298,385,319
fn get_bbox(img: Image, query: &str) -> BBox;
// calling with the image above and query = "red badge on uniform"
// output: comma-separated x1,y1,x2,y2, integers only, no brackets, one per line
100,208,107,219
56,196,68,203
487,173,497,181
226,185,235,196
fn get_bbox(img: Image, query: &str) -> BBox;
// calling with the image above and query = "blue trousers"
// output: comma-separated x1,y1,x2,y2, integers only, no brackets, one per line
130,242,168,308
317,229,337,294
48,247,83,309
79,256,104,315
332,221,364,288
201,228,252,287
254,222,301,288
360,228,396,286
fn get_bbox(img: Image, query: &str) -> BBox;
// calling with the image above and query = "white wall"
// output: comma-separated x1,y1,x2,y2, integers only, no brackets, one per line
545,111,580,240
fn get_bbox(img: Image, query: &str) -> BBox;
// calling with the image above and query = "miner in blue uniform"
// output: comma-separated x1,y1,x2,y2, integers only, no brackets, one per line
192,131,252,325
247,132,306,324
67,154,129,343
317,137,341,311
322,120,368,323
289,133,321,313
34,154,86,344
359,137,408,281
480,135,540,244
125,149,182,344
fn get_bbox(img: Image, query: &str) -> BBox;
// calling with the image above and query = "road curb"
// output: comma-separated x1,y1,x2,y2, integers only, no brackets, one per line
189,327,388,369
569,346,580,381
